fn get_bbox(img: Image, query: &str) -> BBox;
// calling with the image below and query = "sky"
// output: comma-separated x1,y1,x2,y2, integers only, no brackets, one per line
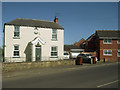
1,2,118,46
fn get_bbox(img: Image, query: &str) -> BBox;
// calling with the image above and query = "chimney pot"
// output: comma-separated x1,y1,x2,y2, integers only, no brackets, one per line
54,16,58,23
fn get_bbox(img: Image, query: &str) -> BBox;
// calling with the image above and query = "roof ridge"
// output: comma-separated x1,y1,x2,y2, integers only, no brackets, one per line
16,18,54,23
96,30,120,32
5,18,64,30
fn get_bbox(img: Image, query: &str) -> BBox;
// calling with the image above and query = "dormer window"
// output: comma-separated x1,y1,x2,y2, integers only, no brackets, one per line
14,26,20,38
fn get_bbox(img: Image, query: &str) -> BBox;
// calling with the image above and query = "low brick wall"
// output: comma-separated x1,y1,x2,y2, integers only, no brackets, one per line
2,60,75,72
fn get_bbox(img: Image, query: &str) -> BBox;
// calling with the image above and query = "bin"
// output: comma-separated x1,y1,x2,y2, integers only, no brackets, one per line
92,57,96,64
79,57,83,65
76,57,83,65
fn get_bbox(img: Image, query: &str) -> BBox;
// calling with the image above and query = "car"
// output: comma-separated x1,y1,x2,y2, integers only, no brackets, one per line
84,53,98,62
64,52,70,60
76,53,91,63
84,53,94,59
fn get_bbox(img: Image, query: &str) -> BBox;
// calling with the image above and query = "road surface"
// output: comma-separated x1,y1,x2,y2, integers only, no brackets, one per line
2,62,119,88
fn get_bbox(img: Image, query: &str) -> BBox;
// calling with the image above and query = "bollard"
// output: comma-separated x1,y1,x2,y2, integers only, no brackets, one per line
103,58,105,63
92,57,95,64
75,58,78,65
80,57,83,65
92,57,94,64
93,57,96,64
95,57,96,64
91,58,93,64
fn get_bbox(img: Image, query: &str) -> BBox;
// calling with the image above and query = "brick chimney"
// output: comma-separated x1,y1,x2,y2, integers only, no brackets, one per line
54,16,58,23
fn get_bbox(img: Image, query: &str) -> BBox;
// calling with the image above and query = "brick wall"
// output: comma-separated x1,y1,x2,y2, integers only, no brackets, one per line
100,39,120,61
85,36,96,52
3,60,75,72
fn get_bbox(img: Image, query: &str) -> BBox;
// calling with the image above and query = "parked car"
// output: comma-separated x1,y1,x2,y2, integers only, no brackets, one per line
76,53,91,63
84,53,94,59
84,53,98,62
64,52,70,60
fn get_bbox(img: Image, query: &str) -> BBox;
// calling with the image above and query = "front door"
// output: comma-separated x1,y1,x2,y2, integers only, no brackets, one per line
35,46,41,61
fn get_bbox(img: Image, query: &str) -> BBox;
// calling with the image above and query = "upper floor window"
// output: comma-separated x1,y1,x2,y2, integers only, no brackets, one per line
103,50,112,56
51,46,58,57
13,45,19,57
34,27,38,30
14,26,20,38
117,39,120,44
103,39,112,44
52,29,57,41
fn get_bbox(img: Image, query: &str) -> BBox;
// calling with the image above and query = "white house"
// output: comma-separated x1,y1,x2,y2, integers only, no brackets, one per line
4,17,64,62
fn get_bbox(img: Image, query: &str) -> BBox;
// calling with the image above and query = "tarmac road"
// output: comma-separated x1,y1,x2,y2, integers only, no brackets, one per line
2,62,119,88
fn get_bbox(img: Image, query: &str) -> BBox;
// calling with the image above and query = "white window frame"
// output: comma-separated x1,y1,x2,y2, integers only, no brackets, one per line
34,27,38,30
14,26,20,38
13,45,20,57
52,29,57,41
117,50,120,57
117,39,120,44
103,50,112,56
103,39,112,44
51,46,58,57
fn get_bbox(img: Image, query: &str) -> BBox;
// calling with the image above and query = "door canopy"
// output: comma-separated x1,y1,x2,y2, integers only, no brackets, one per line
31,36,46,45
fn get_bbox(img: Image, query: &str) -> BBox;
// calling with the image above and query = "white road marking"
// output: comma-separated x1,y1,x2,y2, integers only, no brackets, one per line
97,80,119,88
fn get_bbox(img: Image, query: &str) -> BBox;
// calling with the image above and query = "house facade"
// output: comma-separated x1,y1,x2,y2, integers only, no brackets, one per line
84,30,120,61
4,17,64,62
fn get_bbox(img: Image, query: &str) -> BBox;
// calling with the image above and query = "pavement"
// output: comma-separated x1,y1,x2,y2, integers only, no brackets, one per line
2,61,120,88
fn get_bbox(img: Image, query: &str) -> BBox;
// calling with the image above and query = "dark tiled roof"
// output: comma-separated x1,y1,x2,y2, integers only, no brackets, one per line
5,18,64,30
96,30,120,38
64,45,80,51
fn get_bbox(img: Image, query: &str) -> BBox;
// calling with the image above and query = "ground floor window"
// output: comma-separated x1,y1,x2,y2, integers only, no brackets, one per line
117,50,120,57
13,45,19,57
51,46,58,57
103,50,112,56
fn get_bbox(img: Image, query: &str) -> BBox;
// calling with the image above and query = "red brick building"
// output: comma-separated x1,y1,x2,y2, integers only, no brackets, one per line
84,30,120,61
73,38,85,48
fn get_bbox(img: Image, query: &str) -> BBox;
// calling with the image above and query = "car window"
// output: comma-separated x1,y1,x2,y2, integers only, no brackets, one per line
78,54,82,56
83,54,86,57
85,54,92,56
79,54,85,56
64,53,69,55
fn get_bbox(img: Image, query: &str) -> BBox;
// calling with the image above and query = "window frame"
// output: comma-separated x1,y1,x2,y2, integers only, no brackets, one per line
117,50,120,57
103,50,112,56
34,27,38,30
51,46,58,57
52,29,57,41
14,26,20,38
13,45,20,57
103,39,112,44
117,39,120,44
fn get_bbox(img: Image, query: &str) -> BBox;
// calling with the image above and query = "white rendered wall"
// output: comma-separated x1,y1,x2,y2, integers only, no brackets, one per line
4,25,64,62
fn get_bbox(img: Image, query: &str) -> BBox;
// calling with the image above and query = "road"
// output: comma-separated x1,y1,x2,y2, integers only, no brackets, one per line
2,62,119,88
